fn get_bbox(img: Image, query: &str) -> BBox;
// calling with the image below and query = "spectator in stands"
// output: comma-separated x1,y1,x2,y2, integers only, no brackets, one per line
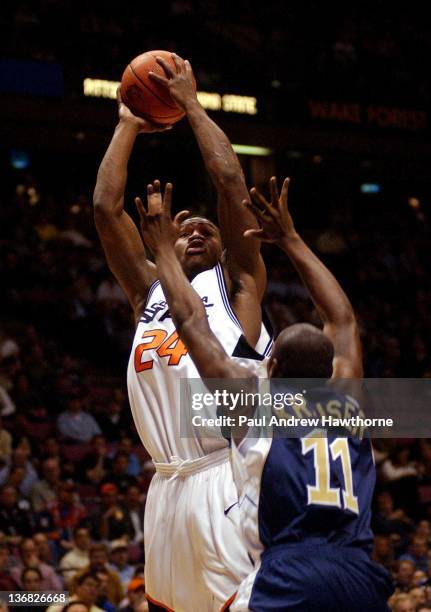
95,569,116,612
21,567,47,612
74,544,123,606
47,572,103,612
11,537,63,591
21,566,42,590
416,520,431,544
410,586,427,609
119,578,148,612
13,373,46,428
0,384,15,418
0,447,39,497
60,527,91,587
21,398,53,442
39,437,75,481
77,435,108,485
116,438,140,477
102,453,137,494
31,457,61,512
33,532,55,566
0,329,19,361
391,593,415,611
108,540,134,590
96,276,127,307
394,559,416,593
412,570,428,587
400,535,429,572
381,447,419,482
0,484,33,543
0,541,19,591
42,437,62,462
62,603,90,612
11,373,30,404
0,358,17,417
0,417,12,465
98,484,133,542
372,534,394,571
132,566,145,581
24,342,51,386
57,392,101,444
6,466,28,506
122,485,145,547
97,401,129,443
37,480,86,549
373,490,413,538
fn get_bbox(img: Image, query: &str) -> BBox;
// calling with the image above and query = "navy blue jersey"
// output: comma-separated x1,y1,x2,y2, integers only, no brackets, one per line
259,435,375,552
230,381,393,612
259,385,375,553
230,384,392,611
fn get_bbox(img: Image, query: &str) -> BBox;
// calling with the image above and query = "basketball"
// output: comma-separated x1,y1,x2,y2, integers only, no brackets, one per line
120,50,186,126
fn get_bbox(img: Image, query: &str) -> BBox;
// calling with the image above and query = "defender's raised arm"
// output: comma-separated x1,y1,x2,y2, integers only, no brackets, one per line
245,177,363,379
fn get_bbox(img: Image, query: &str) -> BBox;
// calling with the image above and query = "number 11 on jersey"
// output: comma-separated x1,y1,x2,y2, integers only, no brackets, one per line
301,437,359,514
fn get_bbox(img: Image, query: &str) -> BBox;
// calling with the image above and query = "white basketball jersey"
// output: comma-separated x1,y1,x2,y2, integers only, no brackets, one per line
127,262,273,463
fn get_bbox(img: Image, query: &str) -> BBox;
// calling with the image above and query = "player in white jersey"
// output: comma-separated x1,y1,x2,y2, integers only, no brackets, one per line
135,178,393,612
94,54,271,611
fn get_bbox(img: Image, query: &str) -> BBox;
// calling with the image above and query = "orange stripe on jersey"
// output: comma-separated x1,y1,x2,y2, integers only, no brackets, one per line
145,592,175,611
220,592,236,611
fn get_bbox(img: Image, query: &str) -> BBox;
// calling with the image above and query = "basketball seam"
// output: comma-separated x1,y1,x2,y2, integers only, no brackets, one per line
129,63,180,112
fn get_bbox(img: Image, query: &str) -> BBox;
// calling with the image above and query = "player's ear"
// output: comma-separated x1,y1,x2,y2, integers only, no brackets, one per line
268,357,278,378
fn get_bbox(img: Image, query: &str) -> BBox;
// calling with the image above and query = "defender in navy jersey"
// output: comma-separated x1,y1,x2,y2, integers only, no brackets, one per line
231,383,388,611
136,176,393,611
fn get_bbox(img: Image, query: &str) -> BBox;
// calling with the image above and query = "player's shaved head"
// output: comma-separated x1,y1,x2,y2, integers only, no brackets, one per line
268,323,334,379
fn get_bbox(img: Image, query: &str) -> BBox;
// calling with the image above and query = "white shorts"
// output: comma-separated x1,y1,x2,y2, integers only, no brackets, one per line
144,448,253,611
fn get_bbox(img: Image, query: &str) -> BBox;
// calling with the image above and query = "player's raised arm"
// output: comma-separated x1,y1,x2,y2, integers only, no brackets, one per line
245,177,363,379
134,180,251,382
149,54,266,297
93,92,169,316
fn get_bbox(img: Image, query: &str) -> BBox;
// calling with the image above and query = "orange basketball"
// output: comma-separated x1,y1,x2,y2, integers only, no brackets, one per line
120,50,186,126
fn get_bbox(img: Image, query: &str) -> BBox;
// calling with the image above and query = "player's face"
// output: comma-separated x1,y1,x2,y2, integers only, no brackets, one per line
175,218,222,278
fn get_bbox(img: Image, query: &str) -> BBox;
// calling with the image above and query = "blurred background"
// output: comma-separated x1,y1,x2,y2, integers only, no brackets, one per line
1,2,431,611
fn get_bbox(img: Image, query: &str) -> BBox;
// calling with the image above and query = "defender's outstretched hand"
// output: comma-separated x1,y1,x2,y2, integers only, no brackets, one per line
135,181,176,255
243,177,297,244
117,89,172,133
149,53,197,111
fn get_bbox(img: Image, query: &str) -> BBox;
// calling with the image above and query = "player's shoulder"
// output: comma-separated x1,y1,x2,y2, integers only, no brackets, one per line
134,276,163,323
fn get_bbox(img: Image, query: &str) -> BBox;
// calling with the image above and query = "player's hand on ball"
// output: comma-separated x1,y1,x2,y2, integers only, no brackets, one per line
117,88,172,133
149,53,197,111
243,177,298,243
135,181,177,255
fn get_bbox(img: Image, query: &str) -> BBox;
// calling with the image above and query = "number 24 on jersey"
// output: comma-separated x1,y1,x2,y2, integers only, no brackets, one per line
134,329,188,372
